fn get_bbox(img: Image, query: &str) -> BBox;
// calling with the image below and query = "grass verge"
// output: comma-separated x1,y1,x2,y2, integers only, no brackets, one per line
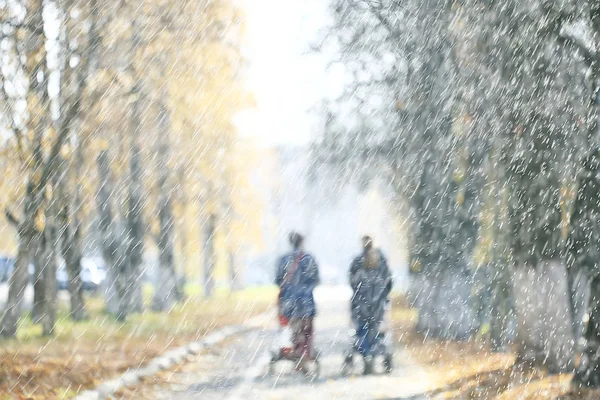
0,285,276,399
390,295,586,399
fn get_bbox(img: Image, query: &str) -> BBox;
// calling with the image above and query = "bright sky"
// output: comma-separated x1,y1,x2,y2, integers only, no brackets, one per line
236,0,339,147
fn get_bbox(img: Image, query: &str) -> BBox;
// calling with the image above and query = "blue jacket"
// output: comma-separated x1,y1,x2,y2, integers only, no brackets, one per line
276,250,320,318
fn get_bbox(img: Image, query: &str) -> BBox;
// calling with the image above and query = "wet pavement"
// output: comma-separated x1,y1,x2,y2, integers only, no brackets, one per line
138,287,433,400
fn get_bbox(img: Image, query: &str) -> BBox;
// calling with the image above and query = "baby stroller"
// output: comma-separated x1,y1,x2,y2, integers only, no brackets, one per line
269,290,320,378
342,288,393,376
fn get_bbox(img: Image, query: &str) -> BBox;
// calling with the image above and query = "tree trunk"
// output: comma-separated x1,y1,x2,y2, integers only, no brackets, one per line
565,257,583,348
570,268,591,349
59,182,86,321
434,267,478,340
126,131,145,314
574,275,600,387
512,260,574,373
38,169,65,335
97,150,128,319
63,236,85,321
60,148,86,321
118,13,145,315
414,273,439,337
40,221,57,336
489,262,513,352
152,101,178,311
569,145,600,386
1,232,35,337
31,236,45,323
203,214,216,298
229,251,241,292
489,154,514,352
2,191,49,336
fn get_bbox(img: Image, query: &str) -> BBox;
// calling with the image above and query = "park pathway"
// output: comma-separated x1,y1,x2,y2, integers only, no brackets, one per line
133,286,433,400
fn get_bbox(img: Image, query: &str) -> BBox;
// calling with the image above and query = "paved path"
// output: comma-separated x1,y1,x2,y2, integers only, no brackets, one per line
138,287,433,400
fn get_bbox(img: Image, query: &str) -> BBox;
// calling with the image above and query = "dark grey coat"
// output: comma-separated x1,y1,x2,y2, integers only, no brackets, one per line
349,249,392,328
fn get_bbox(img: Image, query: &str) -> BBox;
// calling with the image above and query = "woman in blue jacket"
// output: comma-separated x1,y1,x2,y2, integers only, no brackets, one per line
275,232,320,366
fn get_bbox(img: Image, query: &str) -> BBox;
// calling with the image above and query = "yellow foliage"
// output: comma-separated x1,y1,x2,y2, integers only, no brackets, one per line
0,0,262,287
410,259,422,273
35,209,46,232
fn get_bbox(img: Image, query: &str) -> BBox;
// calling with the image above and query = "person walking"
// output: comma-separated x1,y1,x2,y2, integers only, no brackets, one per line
275,232,320,371
348,235,393,374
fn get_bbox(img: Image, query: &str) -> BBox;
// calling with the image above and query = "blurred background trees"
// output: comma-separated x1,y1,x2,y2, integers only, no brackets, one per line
8,0,600,389
0,0,260,337
317,0,600,382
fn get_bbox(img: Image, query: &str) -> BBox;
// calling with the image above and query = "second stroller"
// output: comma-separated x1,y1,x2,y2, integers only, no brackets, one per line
342,236,393,375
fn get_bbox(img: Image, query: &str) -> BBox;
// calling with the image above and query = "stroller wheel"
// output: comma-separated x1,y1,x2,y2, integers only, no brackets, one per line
363,356,374,375
313,360,321,380
341,364,351,377
268,352,278,375
341,352,354,376
302,359,320,381
268,360,275,375
383,353,393,374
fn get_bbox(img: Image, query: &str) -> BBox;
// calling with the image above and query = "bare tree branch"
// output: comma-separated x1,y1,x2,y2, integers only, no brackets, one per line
4,209,20,227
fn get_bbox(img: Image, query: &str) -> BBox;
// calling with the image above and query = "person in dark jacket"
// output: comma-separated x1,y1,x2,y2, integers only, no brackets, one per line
275,232,320,366
349,235,392,373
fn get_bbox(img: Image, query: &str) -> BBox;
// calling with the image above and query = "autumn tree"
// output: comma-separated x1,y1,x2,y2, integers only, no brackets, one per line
321,0,595,372
0,0,259,336
0,0,99,336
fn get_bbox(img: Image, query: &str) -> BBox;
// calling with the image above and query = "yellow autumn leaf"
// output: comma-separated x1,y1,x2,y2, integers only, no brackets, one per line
35,210,46,232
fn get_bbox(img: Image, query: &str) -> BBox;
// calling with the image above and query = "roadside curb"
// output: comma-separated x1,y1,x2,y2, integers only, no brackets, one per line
75,311,274,400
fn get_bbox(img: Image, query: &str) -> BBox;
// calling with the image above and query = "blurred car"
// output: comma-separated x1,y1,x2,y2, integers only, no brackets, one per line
57,257,107,291
3,260,33,283
6,256,107,291
0,255,15,282
81,257,106,290
0,259,81,290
